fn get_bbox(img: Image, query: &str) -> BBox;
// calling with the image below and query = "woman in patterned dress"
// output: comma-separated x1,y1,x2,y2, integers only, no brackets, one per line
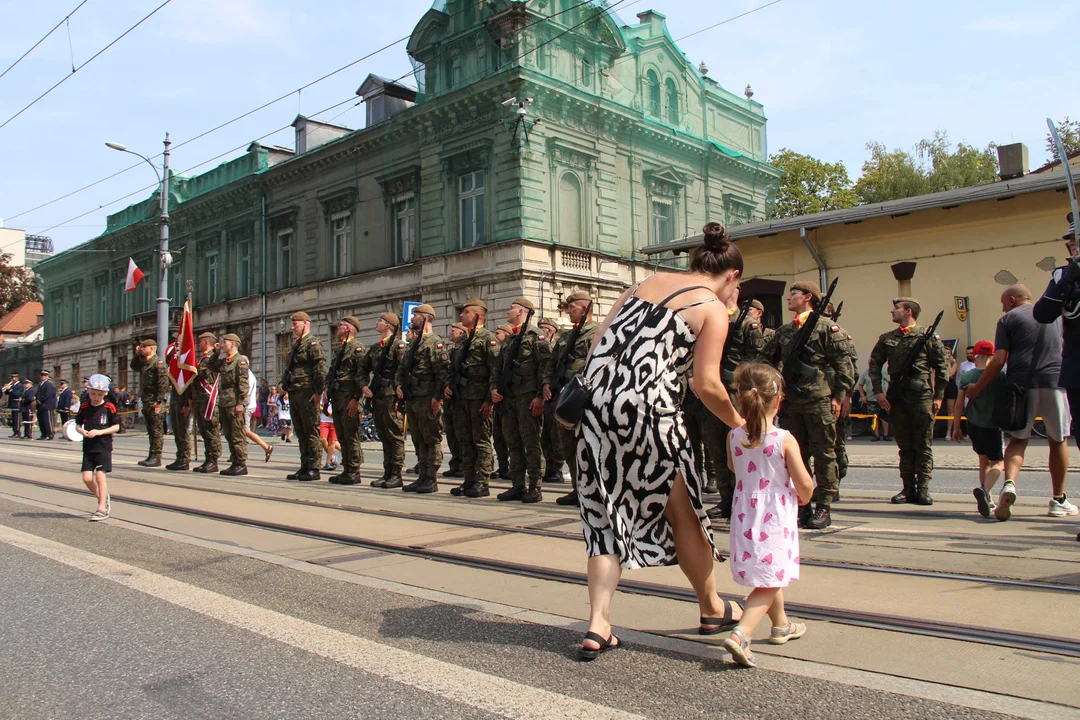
576,222,747,660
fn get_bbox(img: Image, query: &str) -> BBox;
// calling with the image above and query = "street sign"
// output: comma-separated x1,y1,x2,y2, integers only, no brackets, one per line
402,301,422,329
954,296,968,322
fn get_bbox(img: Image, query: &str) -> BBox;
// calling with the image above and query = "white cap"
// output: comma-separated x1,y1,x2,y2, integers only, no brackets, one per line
88,374,110,391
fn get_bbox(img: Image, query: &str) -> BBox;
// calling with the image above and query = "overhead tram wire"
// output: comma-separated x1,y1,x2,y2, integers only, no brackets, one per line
31,0,633,240
0,0,174,132
0,0,91,81
2,0,493,224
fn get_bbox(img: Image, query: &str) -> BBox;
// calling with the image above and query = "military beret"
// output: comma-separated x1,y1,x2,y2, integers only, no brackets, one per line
198,332,217,342
539,317,558,329
414,303,436,317
341,316,361,333
511,297,535,311
291,311,311,322
791,281,822,300
748,300,764,313
380,312,400,326
452,322,468,332
223,333,242,343
566,290,591,303
462,298,488,311
140,338,158,348
497,324,514,334
893,297,921,315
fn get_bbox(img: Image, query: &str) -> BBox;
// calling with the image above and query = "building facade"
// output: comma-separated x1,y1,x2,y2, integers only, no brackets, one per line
36,1,778,391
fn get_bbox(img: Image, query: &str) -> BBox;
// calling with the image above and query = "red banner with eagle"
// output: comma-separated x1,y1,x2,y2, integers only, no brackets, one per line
168,300,197,395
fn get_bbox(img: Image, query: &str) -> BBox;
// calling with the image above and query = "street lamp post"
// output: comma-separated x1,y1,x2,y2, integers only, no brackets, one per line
106,134,172,352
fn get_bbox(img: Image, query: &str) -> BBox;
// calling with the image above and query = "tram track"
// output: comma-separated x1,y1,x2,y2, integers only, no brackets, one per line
2,453,1078,593
2,471,1079,660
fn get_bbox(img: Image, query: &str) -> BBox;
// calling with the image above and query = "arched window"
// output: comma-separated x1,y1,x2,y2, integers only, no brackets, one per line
558,173,583,247
646,70,660,116
581,54,592,87
666,78,679,125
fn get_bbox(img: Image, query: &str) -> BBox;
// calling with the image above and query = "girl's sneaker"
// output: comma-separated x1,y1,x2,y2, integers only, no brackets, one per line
1048,497,1079,517
995,482,1017,521
973,487,992,518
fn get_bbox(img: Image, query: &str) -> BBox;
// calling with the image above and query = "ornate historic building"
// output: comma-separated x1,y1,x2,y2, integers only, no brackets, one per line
36,1,777,388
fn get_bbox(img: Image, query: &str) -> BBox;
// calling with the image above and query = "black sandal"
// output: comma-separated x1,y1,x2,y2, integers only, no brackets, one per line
578,631,623,661
699,598,744,635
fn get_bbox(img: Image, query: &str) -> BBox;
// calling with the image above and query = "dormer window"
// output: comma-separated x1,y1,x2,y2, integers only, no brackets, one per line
666,78,679,125
647,70,661,116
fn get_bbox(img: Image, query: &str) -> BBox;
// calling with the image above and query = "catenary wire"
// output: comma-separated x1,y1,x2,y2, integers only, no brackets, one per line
0,0,90,81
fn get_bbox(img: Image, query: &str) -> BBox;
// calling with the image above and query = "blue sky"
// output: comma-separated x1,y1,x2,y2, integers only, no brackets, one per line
0,0,1074,253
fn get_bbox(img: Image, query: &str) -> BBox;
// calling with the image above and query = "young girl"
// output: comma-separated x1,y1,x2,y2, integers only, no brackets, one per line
723,363,814,667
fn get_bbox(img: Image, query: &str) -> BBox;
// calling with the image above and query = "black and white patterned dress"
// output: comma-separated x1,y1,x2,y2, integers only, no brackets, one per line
576,285,721,570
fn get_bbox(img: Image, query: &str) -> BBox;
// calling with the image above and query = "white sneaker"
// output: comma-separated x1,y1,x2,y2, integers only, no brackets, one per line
995,482,1017,521
1048,497,1079,517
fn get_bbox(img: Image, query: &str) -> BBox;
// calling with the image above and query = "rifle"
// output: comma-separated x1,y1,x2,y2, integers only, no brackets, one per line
721,295,755,384
365,323,399,413
550,301,593,395
498,308,536,397
831,301,844,322
886,310,945,406
279,336,301,392
448,322,478,399
780,277,839,395
324,339,347,409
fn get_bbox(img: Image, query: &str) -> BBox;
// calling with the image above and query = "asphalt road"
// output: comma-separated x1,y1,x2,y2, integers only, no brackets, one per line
0,498,1016,720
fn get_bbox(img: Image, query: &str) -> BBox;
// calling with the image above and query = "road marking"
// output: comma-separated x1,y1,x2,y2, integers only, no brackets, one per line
0,523,643,720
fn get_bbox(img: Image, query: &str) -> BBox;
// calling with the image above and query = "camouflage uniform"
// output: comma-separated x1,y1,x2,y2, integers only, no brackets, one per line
193,348,222,470
541,319,598,504
327,331,365,481
682,384,713,491
395,331,449,489
762,313,854,514
359,333,406,486
285,333,326,479
868,324,948,501
703,308,753,517
168,382,192,468
449,326,500,495
443,334,463,475
211,349,250,472
495,322,551,500
133,349,169,464
831,331,859,482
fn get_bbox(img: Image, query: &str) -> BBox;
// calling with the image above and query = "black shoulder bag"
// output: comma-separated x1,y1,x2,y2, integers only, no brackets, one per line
992,322,1048,432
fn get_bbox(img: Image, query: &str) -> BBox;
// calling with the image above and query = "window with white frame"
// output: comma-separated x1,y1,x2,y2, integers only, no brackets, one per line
72,293,81,333
652,200,674,245
236,241,251,297
206,251,219,304
394,193,416,263
331,212,351,277
459,170,485,248
277,229,293,289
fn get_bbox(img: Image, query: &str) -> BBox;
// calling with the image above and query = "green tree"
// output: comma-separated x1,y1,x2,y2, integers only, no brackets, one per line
0,252,38,314
1045,117,1080,160
852,142,927,204
854,132,998,204
767,148,858,219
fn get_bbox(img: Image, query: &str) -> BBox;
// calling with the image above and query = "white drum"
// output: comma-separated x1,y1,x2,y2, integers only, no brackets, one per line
64,419,82,443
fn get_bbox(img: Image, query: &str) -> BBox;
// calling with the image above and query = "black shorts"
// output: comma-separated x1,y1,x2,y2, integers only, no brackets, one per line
81,451,112,473
968,423,1004,462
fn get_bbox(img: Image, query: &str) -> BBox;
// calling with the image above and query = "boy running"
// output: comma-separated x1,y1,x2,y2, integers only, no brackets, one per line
77,374,120,521
953,341,1004,518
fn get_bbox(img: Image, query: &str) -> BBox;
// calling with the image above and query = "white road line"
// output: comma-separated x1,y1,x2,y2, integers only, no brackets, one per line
0,523,643,720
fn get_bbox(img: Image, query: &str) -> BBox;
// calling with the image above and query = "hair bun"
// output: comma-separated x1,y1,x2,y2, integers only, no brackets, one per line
702,221,727,250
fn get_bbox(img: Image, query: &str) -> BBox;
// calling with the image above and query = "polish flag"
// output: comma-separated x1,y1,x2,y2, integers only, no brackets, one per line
125,258,145,292
168,301,198,394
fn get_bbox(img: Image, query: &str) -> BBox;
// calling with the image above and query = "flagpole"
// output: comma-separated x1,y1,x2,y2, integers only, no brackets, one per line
187,286,197,463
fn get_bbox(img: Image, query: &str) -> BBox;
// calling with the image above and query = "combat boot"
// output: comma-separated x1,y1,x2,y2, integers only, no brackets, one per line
805,505,831,530
797,504,813,528
891,478,916,504
328,470,351,485
555,490,579,506
382,473,403,489
287,465,305,480
497,485,527,502
521,480,543,504
450,479,468,496
402,477,424,492
220,464,248,476
703,479,719,495
443,467,464,478
337,472,360,486
414,476,438,494
141,455,161,468
914,486,934,506
297,468,320,482
543,467,565,484
464,483,489,498
370,472,389,487
166,459,189,471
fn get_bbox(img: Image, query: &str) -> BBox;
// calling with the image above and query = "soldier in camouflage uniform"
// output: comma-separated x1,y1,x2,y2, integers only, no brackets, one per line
541,290,598,507
743,300,771,361
211,333,251,476
492,324,513,479
326,316,366,485
493,298,551,503
166,343,193,472
538,317,566,486
445,300,500,498
833,322,859,491
360,312,406,488
395,304,450,494
133,339,169,467
281,311,326,482
762,281,855,529
868,297,949,505
442,321,467,479
682,382,714,494
192,332,221,473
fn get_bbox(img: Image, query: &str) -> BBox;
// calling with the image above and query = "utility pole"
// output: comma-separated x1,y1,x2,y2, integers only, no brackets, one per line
157,133,171,353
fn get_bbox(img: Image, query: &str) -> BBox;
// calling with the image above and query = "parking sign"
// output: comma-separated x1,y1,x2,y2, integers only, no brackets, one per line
402,301,422,329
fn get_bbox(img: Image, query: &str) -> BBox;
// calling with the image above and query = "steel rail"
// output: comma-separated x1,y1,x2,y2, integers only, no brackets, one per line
2,473,1080,658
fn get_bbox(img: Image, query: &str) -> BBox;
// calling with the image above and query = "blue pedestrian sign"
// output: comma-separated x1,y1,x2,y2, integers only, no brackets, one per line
402,301,422,329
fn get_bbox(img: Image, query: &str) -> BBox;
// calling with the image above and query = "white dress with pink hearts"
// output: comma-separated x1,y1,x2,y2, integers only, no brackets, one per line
727,426,800,588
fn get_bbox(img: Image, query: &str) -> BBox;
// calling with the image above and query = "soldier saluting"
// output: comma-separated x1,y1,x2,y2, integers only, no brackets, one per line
133,338,169,467
395,304,450,493
280,311,326,481
868,297,949,505
211,333,251,476
326,316,366,485
192,332,221,473
761,281,854,529
542,290,598,506
360,312,406,488
446,299,500,498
